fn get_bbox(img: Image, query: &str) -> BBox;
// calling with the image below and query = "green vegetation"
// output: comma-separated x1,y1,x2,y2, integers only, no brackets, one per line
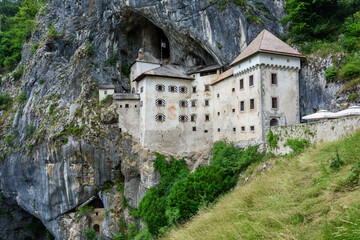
284,138,310,155
38,78,45,84
121,61,130,78
0,93,12,110
85,43,95,57
17,91,27,104
347,92,358,102
163,131,360,240
135,143,264,237
105,53,119,66
11,66,24,80
24,123,35,139
267,130,279,150
0,0,46,72
76,206,94,222
83,229,96,240
324,66,338,82
330,148,346,169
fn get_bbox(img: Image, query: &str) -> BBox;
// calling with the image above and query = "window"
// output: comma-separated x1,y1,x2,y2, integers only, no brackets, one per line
191,100,196,107
250,126,255,131
191,115,196,122
271,73,277,84
193,127,196,131
135,105,137,108
205,115,210,121
232,108,235,113
125,104,129,109
156,99,165,107
249,75,254,86
120,105,123,108
250,99,255,110
241,126,245,132
179,100,188,108
168,85,177,92
193,87,197,93
205,85,210,91
140,101,143,107
104,91,108,95
204,130,208,133
180,86,188,93
179,115,188,122
233,128,236,132
217,93,220,98
205,100,209,106
156,84,165,92
240,79,244,89
156,114,166,122
141,86,144,93
232,88,235,92
240,101,245,112
217,112,220,116
218,128,220,132
272,97,278,109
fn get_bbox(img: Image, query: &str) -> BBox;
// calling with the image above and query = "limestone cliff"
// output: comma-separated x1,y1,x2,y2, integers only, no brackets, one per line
0,0,350,239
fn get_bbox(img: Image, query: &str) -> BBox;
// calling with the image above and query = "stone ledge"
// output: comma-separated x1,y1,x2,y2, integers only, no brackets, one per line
113,93,140,100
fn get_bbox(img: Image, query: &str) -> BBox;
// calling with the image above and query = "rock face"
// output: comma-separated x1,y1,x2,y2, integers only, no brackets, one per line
0,0,349,239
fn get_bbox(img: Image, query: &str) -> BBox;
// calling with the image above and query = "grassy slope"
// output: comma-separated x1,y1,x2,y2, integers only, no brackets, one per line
163,132,360,240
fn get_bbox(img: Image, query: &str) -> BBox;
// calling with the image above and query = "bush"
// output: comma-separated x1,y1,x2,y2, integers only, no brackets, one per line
121,61,130,78
339,56,360,81
0,93,12,110
5,134,15,147
105,53,119,66
69,124,83,136
85,43,95,57
48,103,58,114
83,229,96,240
348,162,360,184
24,123,35,139
267,130,279,150
330,148,345,169
11,66,24,81
347,93,358,102
284,138,310,154
324,66,338,82
17,91,27,104
38,78,45,84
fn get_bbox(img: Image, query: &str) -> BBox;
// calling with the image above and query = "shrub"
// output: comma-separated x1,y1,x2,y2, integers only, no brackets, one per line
0,93,12,110
347,93,358,102
105,53,119,66
267,130,279,150
83,229,96,240
0,151,7,162
339,56,360,80
284,138,310,154
5,134,15,147
76,206,94,222
11,66,24,81
30,42,39,55
112,232,126,240
324,66,338,82
85,43,95,57
69,124,83,136
48,103,58,114
38,78,45,84
121,61,130,78
348,162,360,184
330,148,345,169
24,123,35,139
128,223,138,239
17,91,27,104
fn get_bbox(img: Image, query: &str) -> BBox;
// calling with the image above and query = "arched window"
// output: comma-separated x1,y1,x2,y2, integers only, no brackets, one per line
155,99,166,107
179,115,188,122
179,100,188,108
156,84,165,92
179,86,188,93
156,114,166,122
93,224,100,232
270,118,279,127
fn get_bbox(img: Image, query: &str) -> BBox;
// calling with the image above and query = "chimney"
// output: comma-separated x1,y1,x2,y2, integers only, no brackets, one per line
138,48,144,60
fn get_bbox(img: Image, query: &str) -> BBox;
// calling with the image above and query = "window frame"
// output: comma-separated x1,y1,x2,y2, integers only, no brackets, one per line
249,75,254,87
271,73,277,85
250,99,255,110
272,97,278,109
239,79,244,90
240,101,245,112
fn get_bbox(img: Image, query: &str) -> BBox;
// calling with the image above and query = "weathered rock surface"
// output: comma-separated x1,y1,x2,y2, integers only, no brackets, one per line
0,0,352,239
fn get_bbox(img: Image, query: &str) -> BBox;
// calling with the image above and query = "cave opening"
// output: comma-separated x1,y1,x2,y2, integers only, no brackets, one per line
88,198,104,209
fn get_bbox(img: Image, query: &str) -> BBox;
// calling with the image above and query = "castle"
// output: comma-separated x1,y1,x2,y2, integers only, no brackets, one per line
99,30,304,156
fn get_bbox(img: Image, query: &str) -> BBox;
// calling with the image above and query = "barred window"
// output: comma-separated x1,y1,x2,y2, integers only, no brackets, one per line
155,114,166,122
179,86,188,93
156,84,165,92
179,100,188,108
191,100,196,107
249,75,254,86
140,101,143,107
272,97,278,109
155,99,166,107
179,115,188,122
250,99,255,110
168,85,178,92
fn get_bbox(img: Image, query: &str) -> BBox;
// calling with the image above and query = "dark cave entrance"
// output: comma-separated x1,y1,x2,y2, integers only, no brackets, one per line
87,198,105,209
125,15,170,61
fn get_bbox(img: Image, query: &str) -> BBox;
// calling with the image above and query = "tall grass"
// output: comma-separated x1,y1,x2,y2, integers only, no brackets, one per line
162,132,360,240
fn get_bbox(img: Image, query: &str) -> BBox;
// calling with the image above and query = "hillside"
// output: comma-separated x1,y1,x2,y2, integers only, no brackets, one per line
163,132,360,240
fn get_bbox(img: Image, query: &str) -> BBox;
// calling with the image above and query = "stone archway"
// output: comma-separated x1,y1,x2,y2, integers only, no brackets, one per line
93,224,100,232
270,118,279,127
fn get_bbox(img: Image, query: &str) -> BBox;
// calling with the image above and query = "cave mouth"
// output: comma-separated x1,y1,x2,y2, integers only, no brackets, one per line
124,14,170,62
87,198,104,209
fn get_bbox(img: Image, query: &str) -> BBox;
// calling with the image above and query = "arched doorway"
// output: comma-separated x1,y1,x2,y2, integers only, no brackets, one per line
270,118,279,127
93,224,100,233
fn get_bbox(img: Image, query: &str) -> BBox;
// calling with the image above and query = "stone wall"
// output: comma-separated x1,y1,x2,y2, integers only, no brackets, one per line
270,117,360,154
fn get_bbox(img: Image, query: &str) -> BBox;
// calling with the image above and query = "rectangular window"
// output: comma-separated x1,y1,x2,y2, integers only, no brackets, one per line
204,130,208,133
205,115,210,121
217,93,220,98
205,85,210,91
232,88,235,92
241,126,245,132
240,79,244,89
191,100,196,107
135,105,137,108
249,75,254,86
104,91,108,95
180,87,186,93
125,104,129,109
141,86,144,92
193,87,197,93
218,128,220,132
232,108,235,113
181,101,186,107
250,99,255,110
170,86,175,92
191,115,196,122
217,112,220,116
233,128,236,132
205,100,209,106
250,126,255,131
180,116,185,122
272,97,278,109
158,115,163,121
193,127,196,132
240,101,245,112
271,73,277,84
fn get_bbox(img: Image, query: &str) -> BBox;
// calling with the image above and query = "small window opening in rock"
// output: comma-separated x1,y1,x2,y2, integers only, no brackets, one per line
94,224,100,232
204,130,208,133
96,212,98,216
119,128,122,133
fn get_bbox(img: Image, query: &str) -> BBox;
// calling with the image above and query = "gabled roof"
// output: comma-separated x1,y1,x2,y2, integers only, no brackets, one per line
187,64,222,74
210,68,234,85
130,52,161,67
230,29,304,66
133,65,194,82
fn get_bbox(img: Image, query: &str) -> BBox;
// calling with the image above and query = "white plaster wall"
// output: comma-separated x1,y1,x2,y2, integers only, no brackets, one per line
99,89,114,102
114,100,140,140
212,68,262,143
130,61,161,92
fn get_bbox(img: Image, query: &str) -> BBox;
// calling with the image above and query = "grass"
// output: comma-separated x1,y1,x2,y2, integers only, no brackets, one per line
162,131,360,240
